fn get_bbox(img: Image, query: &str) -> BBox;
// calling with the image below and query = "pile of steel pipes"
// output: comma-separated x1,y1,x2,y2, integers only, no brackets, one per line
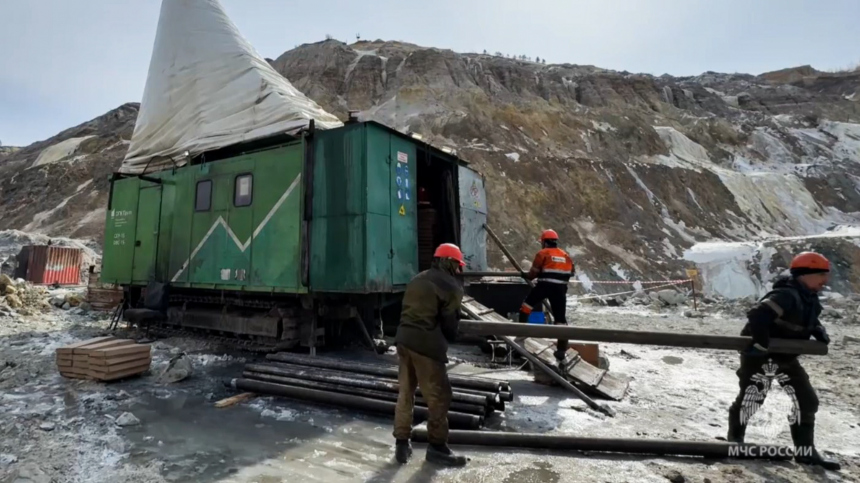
228,352,512,430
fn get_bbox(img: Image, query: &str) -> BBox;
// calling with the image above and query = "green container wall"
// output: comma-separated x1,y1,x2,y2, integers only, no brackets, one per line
102,122,427,295
310,123,418,293
102,142,306,293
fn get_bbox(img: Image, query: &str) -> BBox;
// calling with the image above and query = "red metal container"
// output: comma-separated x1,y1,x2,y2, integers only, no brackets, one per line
26,246,83,285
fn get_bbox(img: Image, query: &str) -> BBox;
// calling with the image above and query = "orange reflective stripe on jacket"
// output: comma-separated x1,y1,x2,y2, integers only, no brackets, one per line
533,248,574,284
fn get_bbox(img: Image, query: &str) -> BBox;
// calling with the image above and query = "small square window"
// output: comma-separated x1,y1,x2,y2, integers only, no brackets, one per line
195,180,212,211
234,174,253,207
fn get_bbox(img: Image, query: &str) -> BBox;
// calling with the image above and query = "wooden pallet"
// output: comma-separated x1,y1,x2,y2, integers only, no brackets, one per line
461,296,629,401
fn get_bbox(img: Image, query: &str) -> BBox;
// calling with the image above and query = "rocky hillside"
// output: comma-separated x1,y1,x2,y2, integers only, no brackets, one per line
272,41,860,292
0,103,138,240
3,40,860,293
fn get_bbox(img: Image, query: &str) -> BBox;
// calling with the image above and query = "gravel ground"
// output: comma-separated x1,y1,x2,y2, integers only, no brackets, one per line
0,301,858,482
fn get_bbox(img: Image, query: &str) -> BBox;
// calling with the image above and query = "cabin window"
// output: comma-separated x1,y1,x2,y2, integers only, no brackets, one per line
234,174,253,207
195,180,212,211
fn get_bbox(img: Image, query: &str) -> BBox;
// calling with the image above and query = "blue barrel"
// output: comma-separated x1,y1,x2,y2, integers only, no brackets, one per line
527,311,546,324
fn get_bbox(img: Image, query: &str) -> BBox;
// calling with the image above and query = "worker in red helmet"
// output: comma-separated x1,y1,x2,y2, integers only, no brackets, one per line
518,229,575,361
726,251,840,470
393,243,468,467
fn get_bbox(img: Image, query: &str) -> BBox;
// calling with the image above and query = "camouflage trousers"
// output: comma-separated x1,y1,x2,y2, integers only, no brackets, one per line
728,355,819,431
392,345,453,445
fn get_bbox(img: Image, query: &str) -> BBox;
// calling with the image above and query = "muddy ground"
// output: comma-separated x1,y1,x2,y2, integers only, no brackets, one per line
0,303,858,483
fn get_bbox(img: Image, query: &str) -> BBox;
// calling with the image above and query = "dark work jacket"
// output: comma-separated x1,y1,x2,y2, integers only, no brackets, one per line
741,276,823,359
395,263,464,363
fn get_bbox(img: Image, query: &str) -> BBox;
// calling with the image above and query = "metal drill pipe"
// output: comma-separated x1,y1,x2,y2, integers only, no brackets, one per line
458,320,828,356
411,429,794,460
247,362,496,407
265,352,507,392
243,371,489,416
229,378,484,429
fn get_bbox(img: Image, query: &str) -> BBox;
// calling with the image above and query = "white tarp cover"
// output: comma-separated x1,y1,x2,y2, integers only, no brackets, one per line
121,0,343,174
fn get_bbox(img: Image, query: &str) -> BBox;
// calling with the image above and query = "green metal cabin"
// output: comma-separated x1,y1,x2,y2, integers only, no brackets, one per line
101,121,487,345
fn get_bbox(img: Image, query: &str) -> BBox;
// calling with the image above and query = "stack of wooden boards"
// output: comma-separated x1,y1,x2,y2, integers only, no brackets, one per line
86,271,123,311
56,336,152,381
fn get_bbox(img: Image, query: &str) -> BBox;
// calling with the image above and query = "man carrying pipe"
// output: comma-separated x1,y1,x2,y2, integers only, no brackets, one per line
392,243,469,467
518,229,575,361
727,251,840,471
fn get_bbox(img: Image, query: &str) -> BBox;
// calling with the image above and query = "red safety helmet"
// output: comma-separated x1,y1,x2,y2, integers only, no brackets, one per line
434,243,466,266
540,229,559,242
790,252,830,272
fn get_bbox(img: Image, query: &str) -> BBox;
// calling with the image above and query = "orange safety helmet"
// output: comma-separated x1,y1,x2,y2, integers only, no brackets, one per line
790,251,830,272
540,229,559,242
434,243,466,266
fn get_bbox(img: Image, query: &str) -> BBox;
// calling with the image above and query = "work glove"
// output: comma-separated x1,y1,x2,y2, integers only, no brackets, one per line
742,342,769,357
811,325,830,344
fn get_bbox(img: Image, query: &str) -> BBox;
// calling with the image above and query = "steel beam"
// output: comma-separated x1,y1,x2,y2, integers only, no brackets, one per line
229,378,484,429
411,429,793,460
458,320,827,356
265,352,507,392
244,363,494,407
243,371,489,416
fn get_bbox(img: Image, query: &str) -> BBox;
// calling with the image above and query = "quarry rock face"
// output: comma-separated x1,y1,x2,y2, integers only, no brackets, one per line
2,39,859,294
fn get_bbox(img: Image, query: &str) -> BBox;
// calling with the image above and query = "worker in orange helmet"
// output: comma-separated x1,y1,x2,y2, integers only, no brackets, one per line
393,243,468,467
518,229,575,362
726,251,840,471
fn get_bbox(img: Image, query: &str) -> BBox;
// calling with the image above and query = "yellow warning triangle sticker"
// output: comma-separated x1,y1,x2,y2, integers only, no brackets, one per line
398,205,406,216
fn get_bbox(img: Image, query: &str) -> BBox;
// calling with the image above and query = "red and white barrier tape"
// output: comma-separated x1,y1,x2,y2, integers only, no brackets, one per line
572,280,690,302
570,279,693,285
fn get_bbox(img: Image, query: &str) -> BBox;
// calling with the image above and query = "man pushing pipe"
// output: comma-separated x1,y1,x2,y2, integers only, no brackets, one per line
392,243,469,467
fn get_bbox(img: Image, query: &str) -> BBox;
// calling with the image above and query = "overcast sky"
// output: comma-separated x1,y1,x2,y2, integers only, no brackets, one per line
1,0,858,147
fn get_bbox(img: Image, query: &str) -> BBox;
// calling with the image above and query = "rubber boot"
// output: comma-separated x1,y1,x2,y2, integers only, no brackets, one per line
395,439,412,464
726,408,746,444
426,444,468,467
791,424,841,471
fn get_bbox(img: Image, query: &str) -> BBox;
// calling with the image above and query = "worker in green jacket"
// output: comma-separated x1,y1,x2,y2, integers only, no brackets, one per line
393,243,468,467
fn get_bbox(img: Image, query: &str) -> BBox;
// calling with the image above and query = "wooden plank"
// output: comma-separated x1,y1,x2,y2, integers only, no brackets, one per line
78,339,136,355
56,336,116,355
89,360,151,375
89,344,151,359
594,372,630,401
215,392,256,408
56,359,72,367
88,359,151,375
90,365,149,382
89,353,152,367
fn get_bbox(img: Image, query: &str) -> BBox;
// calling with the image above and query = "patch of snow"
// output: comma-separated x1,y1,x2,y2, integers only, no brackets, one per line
686,188,703,210
611,263,629,280
505,152,520,162
31,135,95,168
76,208,107,229
75,179,94,193
576,272,594,292
649,126,712,171
750,128,795,165
22,192,81,232
819,120,860,162
684,241,760,299
685,227,860,299
590,120,616,132
716,168,835,235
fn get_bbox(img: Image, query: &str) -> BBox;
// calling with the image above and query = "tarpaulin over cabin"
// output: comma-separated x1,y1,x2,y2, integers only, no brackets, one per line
121,0,343,174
